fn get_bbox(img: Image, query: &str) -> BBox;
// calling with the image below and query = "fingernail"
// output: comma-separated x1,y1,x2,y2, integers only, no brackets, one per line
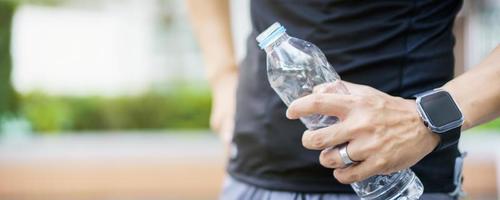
286,109,293,119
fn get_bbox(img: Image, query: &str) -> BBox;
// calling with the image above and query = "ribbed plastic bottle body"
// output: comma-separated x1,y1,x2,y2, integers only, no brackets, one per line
265,34,345,130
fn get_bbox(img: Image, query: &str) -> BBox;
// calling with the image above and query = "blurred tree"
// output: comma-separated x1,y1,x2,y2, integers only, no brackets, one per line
0,0,63,118
0,1,18,117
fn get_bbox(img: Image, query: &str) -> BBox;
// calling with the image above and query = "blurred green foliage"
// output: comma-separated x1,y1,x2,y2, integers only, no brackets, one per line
5,0,63,6
474,118,500,131
20,89,211,133
0,1,18,118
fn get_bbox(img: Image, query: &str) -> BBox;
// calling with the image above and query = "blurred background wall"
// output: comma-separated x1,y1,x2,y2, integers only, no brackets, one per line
0,0,499,200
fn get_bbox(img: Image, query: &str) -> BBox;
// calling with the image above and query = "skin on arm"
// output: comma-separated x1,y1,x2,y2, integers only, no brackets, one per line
442,45,500,130
286,45,500,184
186,0,238,144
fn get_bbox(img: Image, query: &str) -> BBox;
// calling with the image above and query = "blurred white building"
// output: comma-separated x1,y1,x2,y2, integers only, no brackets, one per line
12,0,206,96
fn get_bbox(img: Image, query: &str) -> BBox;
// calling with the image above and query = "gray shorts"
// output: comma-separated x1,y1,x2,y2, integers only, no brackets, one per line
220,176,456,200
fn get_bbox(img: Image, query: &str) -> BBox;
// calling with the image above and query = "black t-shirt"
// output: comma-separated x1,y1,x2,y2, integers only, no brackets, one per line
229,0,463,193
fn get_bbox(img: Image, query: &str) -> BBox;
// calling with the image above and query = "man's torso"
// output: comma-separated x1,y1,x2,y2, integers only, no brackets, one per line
230,0,463,193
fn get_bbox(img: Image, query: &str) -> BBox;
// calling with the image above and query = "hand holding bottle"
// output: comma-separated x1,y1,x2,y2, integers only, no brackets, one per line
287,81,440,183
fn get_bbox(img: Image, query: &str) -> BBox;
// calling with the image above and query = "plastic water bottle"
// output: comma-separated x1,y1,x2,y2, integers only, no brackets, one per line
256,22,424,200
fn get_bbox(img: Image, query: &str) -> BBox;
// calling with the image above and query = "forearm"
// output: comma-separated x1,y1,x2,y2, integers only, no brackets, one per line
442,45,500,130
186,0,238,87
187,0,237,143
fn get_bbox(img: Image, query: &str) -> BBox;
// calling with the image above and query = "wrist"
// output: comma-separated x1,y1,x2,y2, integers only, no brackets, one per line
419,120,441,153
211,71,238,96
404,99,441,153
207,64,238,87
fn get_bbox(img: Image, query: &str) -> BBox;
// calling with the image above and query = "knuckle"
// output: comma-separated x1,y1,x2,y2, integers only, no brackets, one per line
362,96,375,106
335,171,359,184
319,150,337,168
369,96,386,109
375,158,389,171
319,155,330,167
363,98,374,106
364,143,379,154
345,113,370,129
351,95,365,105
347,122,365,134
356,95,382,109
311,94,325,109
303,131,325,149
349,173,361,183
353,117,375,133
335,169,360,184
310,133,325,148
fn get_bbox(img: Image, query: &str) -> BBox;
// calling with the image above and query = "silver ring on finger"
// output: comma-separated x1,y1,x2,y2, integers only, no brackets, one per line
339,144,356,166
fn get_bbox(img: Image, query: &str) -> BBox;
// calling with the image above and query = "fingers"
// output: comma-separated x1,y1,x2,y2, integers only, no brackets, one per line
287,93,354,119
319,147,345,169
301,123,350,150
319,142,368,169
333,157,388,184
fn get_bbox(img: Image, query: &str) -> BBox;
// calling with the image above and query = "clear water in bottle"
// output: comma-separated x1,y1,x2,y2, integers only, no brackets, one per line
256,22,424,200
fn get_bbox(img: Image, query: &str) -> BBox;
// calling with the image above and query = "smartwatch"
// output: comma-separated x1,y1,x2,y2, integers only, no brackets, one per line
415,89,464,151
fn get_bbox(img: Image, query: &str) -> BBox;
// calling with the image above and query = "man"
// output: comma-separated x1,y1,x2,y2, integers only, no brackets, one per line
187,0,500,199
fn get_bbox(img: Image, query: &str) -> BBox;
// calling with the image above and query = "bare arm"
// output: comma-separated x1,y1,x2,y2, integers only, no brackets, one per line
443,45,500,130
186,0,238,143
186,0,237,84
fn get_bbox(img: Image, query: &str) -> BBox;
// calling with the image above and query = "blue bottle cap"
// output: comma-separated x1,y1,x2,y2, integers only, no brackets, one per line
256,22,286,49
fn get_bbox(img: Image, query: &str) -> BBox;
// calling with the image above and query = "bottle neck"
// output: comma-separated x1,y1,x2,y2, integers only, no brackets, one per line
264,33,290,54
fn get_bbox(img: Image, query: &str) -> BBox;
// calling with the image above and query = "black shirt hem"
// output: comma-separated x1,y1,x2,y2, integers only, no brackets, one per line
227,170,354,193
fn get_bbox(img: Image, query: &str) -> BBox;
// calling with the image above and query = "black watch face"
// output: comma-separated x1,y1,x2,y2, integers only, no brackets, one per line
421,91,462,127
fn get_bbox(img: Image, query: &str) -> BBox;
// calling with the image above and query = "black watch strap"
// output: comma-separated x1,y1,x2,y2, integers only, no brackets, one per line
433,126,461,152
